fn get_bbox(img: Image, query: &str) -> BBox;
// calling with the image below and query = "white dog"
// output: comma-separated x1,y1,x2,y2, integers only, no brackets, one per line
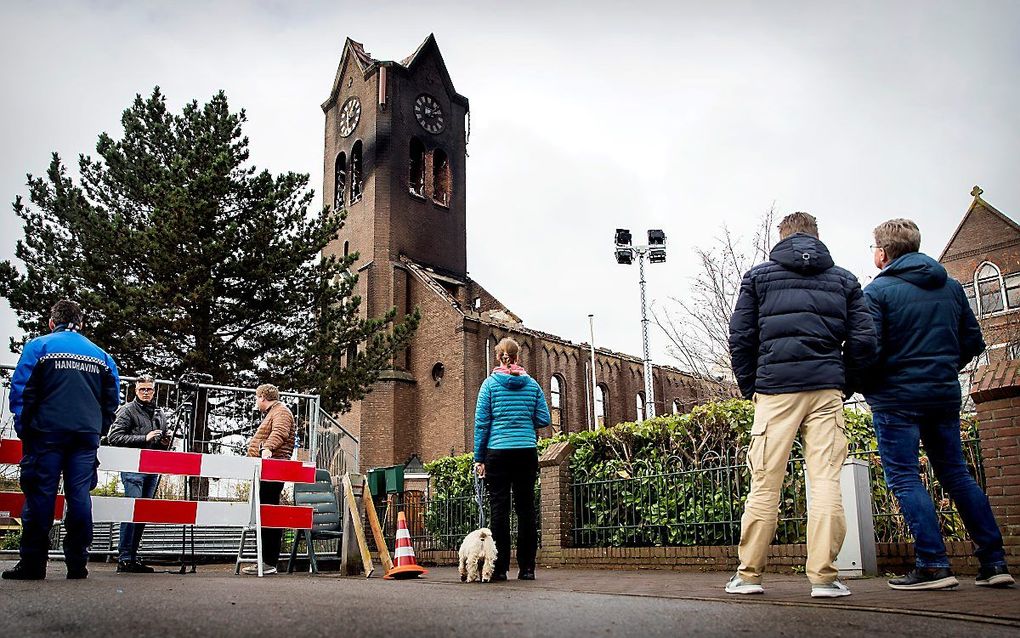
458,527,497,583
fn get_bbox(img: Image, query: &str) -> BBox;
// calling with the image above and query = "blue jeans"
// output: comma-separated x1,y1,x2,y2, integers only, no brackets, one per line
873,408,1006,569
19,431,100,568
118,472,159,562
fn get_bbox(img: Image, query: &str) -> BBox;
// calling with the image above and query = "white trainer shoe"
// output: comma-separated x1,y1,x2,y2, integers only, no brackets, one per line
241,563,277,575
811,580,852,598
725,574,764,594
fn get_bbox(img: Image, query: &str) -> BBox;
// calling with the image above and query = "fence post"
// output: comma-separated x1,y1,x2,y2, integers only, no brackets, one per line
970,360,1020,566
538,441,574,565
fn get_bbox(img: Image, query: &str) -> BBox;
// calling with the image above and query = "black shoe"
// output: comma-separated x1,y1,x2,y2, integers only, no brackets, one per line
888,567,958,590
1,561,46,580
975,565,1015,588
66,565,88,580
518,568,535,580
117,560,154,574
490,572,508,582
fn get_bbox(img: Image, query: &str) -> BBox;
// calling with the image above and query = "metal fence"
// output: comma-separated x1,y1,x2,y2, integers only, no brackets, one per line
570,440,985,548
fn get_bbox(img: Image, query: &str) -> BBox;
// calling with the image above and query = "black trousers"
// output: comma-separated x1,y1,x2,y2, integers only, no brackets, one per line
259,480,285,565
484,448,538,574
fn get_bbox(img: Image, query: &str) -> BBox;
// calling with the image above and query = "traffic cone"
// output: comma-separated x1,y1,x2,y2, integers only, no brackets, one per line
384,510,428,579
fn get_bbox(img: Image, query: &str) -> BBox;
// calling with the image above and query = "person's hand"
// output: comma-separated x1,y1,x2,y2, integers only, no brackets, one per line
474,463,485,478
260,448,272,459
145,430,163,442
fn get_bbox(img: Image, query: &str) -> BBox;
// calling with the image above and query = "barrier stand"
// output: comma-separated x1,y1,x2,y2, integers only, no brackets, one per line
341,473,374,577
362,484,394,573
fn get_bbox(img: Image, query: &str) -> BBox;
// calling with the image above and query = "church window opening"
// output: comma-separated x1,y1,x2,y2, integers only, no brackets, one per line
486,335,497,373
432,148,450,206
595,384,607,429
409,138,426,197
636,392,646,422
473,297,482,310
672,399,682,415
550,375,564,433
1006,273,1020,309
333,152,346,211
976,262,1005,315
351,141,364,204
343,241,350,258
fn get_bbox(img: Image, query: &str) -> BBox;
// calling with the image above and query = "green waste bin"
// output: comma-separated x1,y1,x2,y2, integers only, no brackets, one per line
366,468,386,497
384,465,404,494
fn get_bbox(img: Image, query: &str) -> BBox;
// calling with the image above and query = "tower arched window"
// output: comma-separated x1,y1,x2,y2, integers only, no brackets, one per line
486,335,497,374
350,141,363,204
550,375,564,434
975,262,1005,315
333,152,346,211
432,148,450,206
636,392,646,422
672,399,682,415
343,241,350,258
595,384,608,429
409,138,426,197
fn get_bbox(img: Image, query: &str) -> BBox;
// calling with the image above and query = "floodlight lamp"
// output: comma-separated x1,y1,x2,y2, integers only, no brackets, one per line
649,248,666,264
648,229,666,246
615,247,633,265
615,228,632,247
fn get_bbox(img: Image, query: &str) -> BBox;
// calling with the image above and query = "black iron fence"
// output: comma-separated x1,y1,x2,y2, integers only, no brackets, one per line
570,440,984,548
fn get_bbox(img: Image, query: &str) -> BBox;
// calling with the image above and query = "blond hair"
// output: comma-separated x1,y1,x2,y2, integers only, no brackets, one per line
495,337,520,366
873,218,921,261
778,212,819,240
255,383,280,402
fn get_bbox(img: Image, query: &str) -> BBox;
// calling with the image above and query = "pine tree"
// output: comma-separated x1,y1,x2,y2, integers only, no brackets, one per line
0,88,419,414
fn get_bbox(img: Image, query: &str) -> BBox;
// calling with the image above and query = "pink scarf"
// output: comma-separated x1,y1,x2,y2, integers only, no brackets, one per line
493,363,527,376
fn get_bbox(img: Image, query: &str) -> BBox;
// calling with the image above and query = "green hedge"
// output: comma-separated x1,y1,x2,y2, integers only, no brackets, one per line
424,399,980,548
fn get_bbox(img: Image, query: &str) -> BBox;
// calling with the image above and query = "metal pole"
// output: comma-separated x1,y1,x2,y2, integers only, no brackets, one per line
588,314,599,429
638,250,655,418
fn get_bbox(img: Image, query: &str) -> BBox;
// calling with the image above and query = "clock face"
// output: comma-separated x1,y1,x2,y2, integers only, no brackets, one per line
414,94,445,134
339,97,361,138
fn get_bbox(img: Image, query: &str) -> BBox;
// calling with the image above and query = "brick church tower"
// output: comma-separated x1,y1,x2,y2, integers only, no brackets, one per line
322,35,470,469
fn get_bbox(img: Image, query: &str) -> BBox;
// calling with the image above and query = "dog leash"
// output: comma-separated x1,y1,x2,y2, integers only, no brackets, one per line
473,471,487,529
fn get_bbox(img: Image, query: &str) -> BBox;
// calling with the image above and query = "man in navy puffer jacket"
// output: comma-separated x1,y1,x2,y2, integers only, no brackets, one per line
861,218,1012,590
726,212,877,599
3,299,120,581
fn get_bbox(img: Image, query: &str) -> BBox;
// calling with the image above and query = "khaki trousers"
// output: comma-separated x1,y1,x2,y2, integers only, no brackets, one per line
737,389,848,585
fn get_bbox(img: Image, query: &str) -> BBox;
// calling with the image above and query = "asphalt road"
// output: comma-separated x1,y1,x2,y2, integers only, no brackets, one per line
2,562,1018,638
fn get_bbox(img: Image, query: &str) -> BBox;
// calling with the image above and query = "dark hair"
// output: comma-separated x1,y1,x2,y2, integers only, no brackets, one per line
50,299,84,327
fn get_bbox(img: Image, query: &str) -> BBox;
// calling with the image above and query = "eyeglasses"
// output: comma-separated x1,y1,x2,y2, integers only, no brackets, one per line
136,387,155,394
870,244,884,251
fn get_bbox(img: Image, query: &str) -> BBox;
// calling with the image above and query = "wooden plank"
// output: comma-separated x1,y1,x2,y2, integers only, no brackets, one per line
362,486,394,573
341,473,374,578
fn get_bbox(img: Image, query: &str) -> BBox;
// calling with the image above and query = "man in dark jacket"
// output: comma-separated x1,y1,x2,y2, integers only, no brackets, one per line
726,212,877,599
862,218,1013,590
3,299,120,581
106,374,168,573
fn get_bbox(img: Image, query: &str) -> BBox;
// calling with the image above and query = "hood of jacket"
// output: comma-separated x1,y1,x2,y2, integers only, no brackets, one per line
494,371,531,390
769,234,835,274
876,252,947,290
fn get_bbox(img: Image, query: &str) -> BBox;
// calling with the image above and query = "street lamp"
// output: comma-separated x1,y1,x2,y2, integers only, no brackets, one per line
614,228,667,419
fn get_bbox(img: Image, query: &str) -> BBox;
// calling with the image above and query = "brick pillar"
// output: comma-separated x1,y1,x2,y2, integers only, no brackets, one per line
538,441,574,565
970,360,1020,564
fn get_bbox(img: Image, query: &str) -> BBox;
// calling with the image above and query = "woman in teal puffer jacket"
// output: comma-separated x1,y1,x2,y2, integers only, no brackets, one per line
473,337,551,581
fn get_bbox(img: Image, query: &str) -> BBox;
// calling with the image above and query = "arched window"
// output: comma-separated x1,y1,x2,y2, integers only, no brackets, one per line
976,262,1005,315
409,138,426,197
636,392,645,422
672,399,682,415
550,375,563,434
595,384,607,429
333,152,346,211
350,141,363,204
343,241,350,258
432,148,450,206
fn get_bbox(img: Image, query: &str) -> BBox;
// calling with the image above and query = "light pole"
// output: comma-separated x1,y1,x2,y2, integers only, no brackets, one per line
614,228,666,420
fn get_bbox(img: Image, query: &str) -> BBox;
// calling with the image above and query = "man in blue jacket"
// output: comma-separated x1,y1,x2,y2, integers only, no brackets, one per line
727,212,877,598
862,218,1013,590
3,300,121,580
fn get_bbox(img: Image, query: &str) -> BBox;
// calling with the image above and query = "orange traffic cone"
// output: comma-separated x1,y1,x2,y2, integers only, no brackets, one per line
384,511,428,579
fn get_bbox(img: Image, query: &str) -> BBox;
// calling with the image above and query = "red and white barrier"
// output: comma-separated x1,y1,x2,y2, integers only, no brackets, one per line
1,438,318,574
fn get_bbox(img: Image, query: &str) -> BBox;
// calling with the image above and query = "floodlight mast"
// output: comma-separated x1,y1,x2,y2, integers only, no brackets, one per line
613,229,666,420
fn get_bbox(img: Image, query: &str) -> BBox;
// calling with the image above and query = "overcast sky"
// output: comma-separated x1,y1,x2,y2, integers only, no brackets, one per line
1,0,1018,373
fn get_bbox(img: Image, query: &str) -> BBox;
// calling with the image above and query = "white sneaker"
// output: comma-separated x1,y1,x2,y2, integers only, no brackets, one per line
241,563,277,575
811,580,852,598
725,574,764,594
